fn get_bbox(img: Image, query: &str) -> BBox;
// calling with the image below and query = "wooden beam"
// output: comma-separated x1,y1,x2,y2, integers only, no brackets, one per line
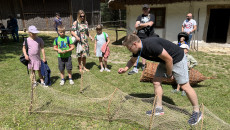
19,0,26,29
69,0,73,28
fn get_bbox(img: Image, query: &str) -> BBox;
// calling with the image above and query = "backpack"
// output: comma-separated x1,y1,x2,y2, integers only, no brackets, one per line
95,32,107,42
55,36,70,46
19,38,29,74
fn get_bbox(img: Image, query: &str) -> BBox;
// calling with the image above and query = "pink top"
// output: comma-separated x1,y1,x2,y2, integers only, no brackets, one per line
23,37,44,70
101,43,110,58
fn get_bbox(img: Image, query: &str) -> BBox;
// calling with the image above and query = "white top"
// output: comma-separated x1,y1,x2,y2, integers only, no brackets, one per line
182,19,197,33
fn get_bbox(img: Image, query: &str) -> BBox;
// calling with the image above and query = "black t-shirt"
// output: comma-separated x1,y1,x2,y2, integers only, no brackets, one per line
136,14,155,39
133,37,184,64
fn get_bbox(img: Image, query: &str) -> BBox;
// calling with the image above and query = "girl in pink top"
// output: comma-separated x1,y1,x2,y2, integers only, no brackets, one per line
22,25,47,87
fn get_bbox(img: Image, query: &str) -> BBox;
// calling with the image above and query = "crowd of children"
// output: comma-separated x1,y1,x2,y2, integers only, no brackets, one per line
22,23,111,87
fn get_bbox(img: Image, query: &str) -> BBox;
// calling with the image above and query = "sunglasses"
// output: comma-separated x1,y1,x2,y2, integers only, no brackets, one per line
80,16,85,18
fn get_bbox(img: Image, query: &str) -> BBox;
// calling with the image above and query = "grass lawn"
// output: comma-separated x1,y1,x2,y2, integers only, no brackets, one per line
0,29,230,129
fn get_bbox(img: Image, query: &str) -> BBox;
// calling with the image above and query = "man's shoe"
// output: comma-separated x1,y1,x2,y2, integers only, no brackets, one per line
146,107,164,116
188,111,202,125
128,67,138,75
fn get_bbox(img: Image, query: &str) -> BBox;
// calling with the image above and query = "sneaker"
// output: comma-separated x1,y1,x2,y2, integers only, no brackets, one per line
181,91,187,96
100,68,104,72
69,80,74,85
188,111,202,125
60,80,65,86
141,64,146,71
146,107,164,116
41,82,48,88
104,68,111,72
171,89,180,94
128,67,138,75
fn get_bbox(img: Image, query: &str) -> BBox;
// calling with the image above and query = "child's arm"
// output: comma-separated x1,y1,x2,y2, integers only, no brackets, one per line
94,38,97,55
64,44,75,53
106,37,110,46
41,44,46,62
53,45,63,53
22,45,29,60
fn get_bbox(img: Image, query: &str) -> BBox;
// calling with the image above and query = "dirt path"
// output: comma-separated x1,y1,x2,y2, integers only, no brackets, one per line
190,42,230,55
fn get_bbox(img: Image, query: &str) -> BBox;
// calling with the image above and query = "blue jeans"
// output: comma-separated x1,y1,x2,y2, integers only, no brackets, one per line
187,34,192,47
12,28,19,42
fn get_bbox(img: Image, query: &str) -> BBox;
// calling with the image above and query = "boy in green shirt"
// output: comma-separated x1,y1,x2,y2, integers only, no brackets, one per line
53,25,75,85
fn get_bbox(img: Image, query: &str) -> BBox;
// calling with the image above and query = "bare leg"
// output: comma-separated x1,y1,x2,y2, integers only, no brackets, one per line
38,70,44,83
153,77,163,107
103,58,108,69
176,84,180,91
99,57,103,69
60,70,65,80
83,57,89,71
78,57,82,72
67,70,72,79
180,82,199,111
142,58,146,65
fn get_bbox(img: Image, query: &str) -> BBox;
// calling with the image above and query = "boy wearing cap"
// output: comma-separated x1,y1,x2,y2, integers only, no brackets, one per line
23,25,47,87
53,25,75,86
172,44,198,96
128,4,156,75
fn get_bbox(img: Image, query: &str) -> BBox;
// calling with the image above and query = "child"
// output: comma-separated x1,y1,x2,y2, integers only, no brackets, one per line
94,25,110,72
22,25,47,87
178,36,188,46
172,44,198,96
53,25,75,85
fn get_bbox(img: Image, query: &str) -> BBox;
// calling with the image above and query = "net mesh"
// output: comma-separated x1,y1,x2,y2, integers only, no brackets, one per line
29,71,230,129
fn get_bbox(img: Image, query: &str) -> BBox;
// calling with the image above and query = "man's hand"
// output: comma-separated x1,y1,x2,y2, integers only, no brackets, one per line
118,68,127,74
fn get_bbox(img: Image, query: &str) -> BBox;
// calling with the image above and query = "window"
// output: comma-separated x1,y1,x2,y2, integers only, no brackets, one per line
150,8,166,28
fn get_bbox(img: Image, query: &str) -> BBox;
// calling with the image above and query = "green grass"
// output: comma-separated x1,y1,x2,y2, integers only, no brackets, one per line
0,29,230,129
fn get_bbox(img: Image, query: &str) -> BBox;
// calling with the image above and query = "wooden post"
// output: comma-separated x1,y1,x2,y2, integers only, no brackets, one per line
43,0,48,30
19,0,26,29
69,0,73,28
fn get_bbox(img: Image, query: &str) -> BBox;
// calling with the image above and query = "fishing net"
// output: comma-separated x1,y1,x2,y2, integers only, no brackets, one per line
29,70,230,129
140,62,209,85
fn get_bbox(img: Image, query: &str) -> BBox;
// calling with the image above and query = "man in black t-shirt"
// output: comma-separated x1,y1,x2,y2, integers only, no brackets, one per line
128,4,155,75
118,34,202,126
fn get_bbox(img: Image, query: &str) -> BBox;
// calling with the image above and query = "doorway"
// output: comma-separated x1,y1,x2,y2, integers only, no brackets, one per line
206,9,230,43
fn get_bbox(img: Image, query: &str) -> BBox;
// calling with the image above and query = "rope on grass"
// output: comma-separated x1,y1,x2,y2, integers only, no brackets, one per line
29,70,35,113
149,95,157,130
200,103,204,130
107,88,118,122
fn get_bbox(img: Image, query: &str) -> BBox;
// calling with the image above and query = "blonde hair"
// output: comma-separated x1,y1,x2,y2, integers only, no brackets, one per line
57,25,65,32
96,24,103,30
77,10,86,23
122,34,140,46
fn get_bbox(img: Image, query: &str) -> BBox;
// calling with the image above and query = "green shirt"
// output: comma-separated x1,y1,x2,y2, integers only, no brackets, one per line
53,36,73,58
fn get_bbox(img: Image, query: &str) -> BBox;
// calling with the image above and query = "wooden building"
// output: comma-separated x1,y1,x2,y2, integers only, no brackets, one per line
0,0,101,30
108,0,230,43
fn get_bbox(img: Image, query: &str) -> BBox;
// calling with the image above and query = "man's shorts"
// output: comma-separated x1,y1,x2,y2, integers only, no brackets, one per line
155,55,189,84
58,57,72,72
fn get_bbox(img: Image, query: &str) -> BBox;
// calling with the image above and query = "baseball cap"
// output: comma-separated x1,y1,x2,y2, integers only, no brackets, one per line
28,25,39,33
180,44,190,50
142,4,149,9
